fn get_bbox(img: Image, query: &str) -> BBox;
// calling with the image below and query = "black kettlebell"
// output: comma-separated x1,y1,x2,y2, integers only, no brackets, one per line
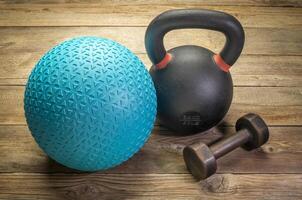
145,9,245,134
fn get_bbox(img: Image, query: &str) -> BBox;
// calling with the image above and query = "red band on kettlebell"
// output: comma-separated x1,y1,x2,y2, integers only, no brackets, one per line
213,54,231,72
156,53,172,69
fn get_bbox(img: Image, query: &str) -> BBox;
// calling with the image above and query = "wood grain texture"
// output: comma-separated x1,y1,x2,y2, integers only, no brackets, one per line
0,26,301,86
0,125,301,174
1,27,301,56
0,3,301,27
0,0,301,199
1,0,301,7
0,86,301,125
1,54,302,87
0,27,302,56
0,173,301,200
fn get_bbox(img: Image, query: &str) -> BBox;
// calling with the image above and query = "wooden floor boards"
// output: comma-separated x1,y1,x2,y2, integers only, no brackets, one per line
0,0,301,199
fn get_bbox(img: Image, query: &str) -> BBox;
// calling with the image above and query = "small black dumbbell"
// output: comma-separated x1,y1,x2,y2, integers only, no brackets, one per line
183,113,269,180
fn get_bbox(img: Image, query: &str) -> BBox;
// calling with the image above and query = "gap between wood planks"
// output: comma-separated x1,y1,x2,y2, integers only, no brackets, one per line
0,173,301,200
1,86,301,126
0,0,301,7
0,28,301,86
0,126,301,174
0,3,301,27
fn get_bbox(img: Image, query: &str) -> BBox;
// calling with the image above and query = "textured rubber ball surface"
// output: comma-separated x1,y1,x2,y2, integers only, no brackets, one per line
24,37,157,171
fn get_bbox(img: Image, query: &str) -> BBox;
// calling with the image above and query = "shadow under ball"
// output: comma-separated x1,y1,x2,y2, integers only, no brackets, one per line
146,9,245,134
24,37,157,171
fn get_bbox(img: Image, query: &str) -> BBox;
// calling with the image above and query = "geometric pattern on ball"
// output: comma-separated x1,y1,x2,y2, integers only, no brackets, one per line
24,37,157,171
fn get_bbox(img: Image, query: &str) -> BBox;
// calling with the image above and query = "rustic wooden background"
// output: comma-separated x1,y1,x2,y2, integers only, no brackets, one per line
0,0,301,199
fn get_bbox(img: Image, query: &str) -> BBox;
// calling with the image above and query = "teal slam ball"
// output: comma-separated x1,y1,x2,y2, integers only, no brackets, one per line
24,37,157,171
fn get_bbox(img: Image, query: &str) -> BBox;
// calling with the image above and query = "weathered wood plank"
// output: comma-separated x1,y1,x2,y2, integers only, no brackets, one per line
0,125,301,174
1,53,301,87
1,27,301,85
1,27,301,57
0,173,301,200
0,3,301,27
0,1,300,199
0,0,301,7
0,86,301,125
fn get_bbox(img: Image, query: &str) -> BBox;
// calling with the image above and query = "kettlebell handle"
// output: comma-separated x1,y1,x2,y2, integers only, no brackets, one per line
145,9,245,71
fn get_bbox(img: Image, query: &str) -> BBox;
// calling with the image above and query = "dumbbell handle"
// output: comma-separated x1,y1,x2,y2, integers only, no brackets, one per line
209,129,251,159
